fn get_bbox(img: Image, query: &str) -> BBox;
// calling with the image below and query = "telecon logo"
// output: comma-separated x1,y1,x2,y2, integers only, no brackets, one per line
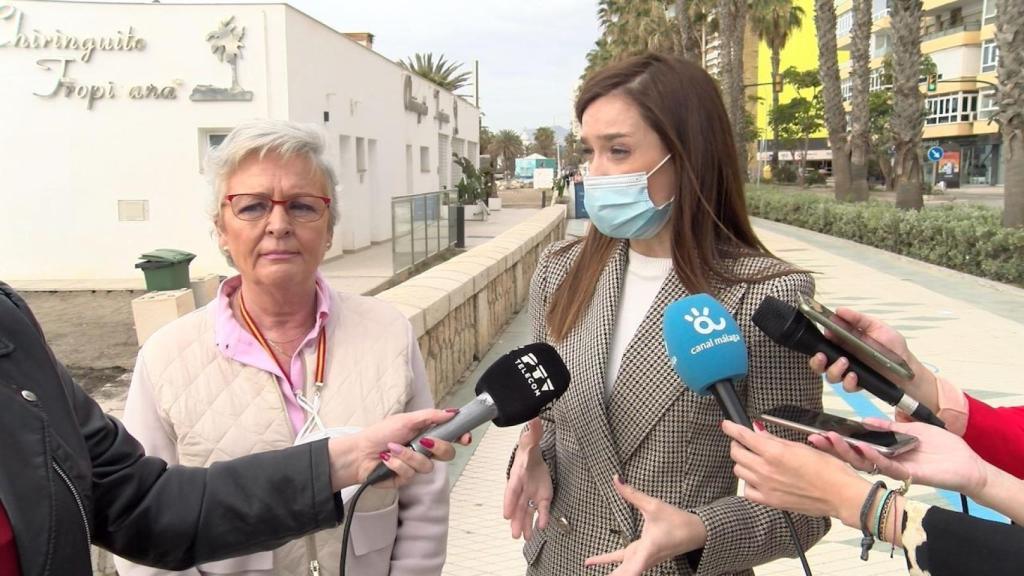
516,352,554,396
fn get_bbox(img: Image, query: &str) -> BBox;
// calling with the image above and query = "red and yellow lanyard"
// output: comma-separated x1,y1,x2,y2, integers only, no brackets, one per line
238,289,326,390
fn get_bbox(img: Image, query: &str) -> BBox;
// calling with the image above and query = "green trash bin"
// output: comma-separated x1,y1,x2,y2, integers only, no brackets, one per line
135,249,196,291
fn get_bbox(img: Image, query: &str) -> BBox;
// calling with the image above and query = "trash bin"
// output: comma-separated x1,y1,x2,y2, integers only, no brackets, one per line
135,249,195,291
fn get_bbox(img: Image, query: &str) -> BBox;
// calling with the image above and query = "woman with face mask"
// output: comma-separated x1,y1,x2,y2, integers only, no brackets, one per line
502,53,830,575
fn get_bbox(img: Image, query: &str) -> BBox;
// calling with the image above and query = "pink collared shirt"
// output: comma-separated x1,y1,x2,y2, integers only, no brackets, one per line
213,273,332,434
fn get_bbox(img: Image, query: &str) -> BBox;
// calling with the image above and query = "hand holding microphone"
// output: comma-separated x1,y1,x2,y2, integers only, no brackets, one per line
343,343,570,576
752,296,945,427
365,342,570,486
805,307,941,421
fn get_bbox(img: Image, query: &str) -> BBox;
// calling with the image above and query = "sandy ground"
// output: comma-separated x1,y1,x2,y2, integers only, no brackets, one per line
21,290,141,405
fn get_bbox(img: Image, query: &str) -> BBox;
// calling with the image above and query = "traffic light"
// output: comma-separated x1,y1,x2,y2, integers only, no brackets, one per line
927,73,938,92
772,73,784,94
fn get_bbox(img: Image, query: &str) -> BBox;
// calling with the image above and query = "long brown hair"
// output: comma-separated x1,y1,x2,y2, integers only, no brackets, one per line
547,53,792,341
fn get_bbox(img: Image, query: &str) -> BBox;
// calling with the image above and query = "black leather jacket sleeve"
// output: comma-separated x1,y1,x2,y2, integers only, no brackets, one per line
1,281,342,571
77,378,343,569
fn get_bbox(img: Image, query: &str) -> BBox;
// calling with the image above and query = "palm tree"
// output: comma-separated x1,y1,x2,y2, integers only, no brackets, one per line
716,0,749,170
532,127,557,158
750,0,805,170
995,0,1024,227
847,0,872,201
563,131,582,168
814,0,852,200
479,126,494,163
488,129,525,179
675,0,701,62
585,0,678,78
399,53,472,92
890,0,925,210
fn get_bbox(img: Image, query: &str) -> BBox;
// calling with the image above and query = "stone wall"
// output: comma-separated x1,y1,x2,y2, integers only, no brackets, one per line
378,205,566,400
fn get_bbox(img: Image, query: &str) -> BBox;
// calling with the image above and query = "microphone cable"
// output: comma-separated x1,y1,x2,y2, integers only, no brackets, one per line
782,511,813,576
339,481,371,576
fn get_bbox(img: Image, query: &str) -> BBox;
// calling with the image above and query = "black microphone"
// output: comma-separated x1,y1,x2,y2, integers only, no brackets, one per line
364,342,570,485
752,295,944,427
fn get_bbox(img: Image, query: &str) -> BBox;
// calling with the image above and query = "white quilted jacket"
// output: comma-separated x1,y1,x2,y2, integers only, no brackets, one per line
114,287,449,576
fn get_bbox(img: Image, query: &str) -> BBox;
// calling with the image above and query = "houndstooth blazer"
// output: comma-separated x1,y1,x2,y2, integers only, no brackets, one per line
518,239,830,576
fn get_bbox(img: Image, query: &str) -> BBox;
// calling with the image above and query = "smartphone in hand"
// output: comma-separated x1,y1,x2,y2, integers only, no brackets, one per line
759,405,918,457
796,294,915,381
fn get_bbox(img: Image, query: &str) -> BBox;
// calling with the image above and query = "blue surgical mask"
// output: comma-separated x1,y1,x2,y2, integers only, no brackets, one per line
583,154,673,239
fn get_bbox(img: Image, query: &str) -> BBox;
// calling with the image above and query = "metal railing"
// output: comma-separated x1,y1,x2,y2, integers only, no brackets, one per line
391,190,456,274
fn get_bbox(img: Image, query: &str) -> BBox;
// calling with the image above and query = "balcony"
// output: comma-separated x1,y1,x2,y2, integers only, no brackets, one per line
921,20,982,42
923,0,963,11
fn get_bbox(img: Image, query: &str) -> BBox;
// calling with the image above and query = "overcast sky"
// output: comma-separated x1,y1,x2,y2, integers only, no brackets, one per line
115,0,603,132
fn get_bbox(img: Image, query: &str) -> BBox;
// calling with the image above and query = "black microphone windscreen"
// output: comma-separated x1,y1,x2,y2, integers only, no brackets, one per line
475,342,570,427
751,295,814,354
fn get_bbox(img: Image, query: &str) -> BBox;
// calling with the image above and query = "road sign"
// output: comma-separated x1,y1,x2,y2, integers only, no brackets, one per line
927,146,944,162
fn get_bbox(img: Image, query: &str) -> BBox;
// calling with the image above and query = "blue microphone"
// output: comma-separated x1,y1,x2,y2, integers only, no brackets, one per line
664,294,753,428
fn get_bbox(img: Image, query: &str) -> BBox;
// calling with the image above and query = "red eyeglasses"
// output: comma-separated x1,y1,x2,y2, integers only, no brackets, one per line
225,194,332,223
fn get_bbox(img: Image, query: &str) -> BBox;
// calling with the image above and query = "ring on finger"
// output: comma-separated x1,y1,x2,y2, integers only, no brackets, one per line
527,499,538,510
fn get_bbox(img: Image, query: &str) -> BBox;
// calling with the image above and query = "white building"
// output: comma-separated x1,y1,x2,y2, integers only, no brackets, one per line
0,0,480,286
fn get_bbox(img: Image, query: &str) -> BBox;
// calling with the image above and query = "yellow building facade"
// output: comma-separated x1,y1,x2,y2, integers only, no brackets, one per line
834,0,1002,186
755,0,832,164
753,0,1003,186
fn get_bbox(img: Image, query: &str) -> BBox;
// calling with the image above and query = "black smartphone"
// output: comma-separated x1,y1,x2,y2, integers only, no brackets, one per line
758,405,919,457
796,294,915,381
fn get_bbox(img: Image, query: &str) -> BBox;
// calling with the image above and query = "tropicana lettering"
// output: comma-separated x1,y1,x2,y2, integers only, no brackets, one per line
0,5,146,62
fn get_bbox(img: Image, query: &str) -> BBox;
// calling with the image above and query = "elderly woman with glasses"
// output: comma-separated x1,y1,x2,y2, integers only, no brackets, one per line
114,120,453,576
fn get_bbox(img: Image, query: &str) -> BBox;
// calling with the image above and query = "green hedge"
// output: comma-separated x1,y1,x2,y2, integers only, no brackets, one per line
745,187,1024,287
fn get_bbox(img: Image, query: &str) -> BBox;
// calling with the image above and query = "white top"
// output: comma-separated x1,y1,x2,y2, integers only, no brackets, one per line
606,249,674,397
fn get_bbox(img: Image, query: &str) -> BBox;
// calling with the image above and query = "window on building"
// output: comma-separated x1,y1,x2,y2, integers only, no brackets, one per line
984,1,997,23
356,137,367,173
841,77,852,102
420,146,430,173
925,92,979,125
981,39,999,73
338,135,352,177
871,0,890,20
198,129,231,173
869,67,890,91
978,90,998,121
872,32,891,58
948,7,962,27
837,11,853,37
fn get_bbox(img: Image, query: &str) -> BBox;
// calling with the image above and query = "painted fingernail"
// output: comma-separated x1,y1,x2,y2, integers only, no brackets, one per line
419,437,436,449
466,433,473,443
387,442,406,454
379,451,391,462
445,408,460,414
614,474,626,486
754,420,767,432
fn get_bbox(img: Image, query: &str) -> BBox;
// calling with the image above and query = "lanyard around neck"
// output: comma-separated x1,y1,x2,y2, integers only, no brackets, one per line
238,288,326,390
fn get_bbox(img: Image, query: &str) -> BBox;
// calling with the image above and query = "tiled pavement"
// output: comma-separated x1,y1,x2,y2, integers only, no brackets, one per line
440,217,1024,576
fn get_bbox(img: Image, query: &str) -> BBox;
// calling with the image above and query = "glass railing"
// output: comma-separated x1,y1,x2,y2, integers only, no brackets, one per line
920,20,982,43
391,190,456,274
